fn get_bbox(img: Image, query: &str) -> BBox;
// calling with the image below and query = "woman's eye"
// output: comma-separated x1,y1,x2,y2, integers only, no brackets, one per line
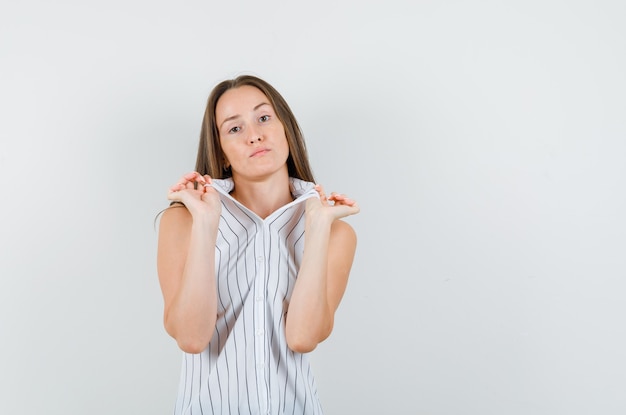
228,126,241,134
259,115,270,122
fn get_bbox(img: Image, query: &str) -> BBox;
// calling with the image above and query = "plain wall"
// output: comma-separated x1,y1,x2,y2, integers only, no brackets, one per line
1,1,625,414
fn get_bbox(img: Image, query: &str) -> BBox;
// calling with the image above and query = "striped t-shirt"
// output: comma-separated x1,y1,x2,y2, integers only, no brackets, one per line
174,177,324,415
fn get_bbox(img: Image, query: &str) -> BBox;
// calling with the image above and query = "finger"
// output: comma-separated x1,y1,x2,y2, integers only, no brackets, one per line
175,173,193,187
169,182,187,192
328,193,357,207
315,184,329,204
331,196,355,204
168,183,195,196
200,186,220,202
328,192,350,200
183,171,200,180
167,189,183,201
327,192,342,203
171,173,194,191
200,176,213,193
174,172,207,191
179,171,207,186
195,174,209,187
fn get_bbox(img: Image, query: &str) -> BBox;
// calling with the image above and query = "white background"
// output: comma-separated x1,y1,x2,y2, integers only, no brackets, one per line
1,1,625,414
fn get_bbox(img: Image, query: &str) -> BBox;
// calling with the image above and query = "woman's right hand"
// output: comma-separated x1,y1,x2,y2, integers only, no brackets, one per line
167,172,222,220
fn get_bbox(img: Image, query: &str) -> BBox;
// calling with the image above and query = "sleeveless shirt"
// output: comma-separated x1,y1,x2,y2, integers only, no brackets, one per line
173,177,324,415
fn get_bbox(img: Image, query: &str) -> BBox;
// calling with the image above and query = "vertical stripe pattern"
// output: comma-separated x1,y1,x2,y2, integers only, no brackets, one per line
174,178,324,415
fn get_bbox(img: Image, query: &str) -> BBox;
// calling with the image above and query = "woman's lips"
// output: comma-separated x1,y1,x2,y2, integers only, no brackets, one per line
250,148,270,157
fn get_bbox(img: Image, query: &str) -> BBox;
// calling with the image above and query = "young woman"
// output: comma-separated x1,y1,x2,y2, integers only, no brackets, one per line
157,75,359,414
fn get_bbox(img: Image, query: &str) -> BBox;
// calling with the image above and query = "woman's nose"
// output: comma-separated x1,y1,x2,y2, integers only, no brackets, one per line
247,124,262,143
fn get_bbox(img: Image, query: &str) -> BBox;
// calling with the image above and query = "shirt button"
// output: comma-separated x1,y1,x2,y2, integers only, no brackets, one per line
256,256,264,262
256,329,264,336
256,296,263,302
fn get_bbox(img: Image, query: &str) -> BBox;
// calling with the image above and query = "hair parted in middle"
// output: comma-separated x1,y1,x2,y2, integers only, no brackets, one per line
195,75,315,183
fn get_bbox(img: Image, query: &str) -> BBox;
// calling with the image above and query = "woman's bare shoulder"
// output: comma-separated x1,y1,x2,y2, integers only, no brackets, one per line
159,204,192,232
330,219,357,244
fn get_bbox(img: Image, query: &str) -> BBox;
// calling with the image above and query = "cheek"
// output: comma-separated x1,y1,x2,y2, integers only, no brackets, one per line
219,141,235,162
276,128,289,150
277,136,290,157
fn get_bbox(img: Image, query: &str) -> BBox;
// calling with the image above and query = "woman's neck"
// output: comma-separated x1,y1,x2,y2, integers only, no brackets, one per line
229,172,293,219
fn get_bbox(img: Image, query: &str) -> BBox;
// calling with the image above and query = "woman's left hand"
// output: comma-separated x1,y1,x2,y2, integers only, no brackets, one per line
306,184,360,221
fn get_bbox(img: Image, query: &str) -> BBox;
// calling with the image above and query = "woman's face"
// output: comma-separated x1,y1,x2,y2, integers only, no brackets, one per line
215,85,290,181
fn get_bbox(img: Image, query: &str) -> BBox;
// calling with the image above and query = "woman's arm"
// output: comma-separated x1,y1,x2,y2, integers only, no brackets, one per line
157,172,221,354
285,186,359,353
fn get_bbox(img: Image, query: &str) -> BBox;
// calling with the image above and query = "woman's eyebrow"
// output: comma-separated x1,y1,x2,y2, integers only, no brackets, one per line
254,102,271,111
220,114,240,129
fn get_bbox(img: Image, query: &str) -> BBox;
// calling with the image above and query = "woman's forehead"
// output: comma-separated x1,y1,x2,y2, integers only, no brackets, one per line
216,86,270,118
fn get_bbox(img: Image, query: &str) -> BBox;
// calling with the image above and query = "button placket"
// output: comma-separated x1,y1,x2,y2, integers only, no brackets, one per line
254,221,270,413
